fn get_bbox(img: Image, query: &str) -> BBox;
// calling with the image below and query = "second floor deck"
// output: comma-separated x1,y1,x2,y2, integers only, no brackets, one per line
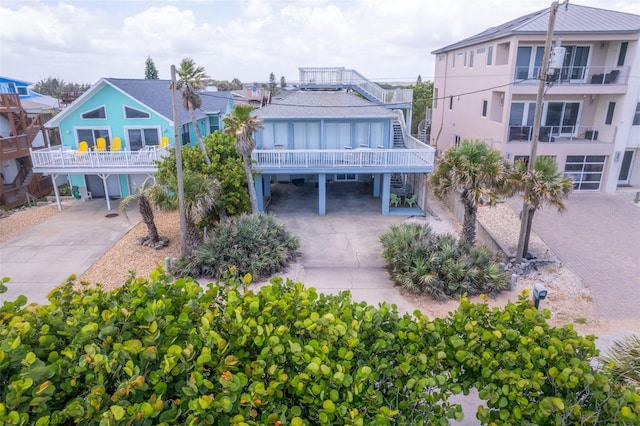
31,145,171,174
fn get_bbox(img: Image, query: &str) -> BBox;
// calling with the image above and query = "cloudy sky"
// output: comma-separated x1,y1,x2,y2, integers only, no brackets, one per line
1,0,638,86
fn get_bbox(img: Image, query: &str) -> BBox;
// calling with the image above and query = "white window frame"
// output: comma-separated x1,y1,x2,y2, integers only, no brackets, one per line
632,102,640,126
81,105,107,120
481,99,488,118
124,125,161,151
74,126,111,149
17,86,28,96
123,105,151,119
487,45,493,66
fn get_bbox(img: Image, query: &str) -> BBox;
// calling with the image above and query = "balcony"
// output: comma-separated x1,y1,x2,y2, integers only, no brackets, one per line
513,65,628,88
252,146,434,174
507,125,616,144
0,134,30,161
30,145,172,174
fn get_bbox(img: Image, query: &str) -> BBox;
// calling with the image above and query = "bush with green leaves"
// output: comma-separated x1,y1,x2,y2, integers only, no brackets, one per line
1,274,638,425
155,131,251,216
172,214,299,281
602,334,640,389
380,222,508,301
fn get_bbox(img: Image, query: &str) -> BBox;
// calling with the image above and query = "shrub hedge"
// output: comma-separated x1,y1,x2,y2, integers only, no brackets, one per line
380,222,508,300
172,214,299,281
0,274,638,425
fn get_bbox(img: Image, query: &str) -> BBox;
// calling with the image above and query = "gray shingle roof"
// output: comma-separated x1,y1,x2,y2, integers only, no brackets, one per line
106,78,231,124
433,4,640,54
254,91,397,120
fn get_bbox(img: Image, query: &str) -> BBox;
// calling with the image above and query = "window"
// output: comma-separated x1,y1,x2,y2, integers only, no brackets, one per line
564,155,605,190
325,122,350,149
126,127,160,151
210,116,220,133
515,46,545,80
487,46,493,65
81,106,106,119
181,124,190,145
509,102,536,141
17,86,28,96
293,122,321,149
543,102,580,136
452,53,456,68
617,42,628,67
124,106,150,119
76,128,110,149
633,102,640,126
464,51,468,67
469,50,474,68
476,47,486,54
454,135,461,146
514,155,529,166
481,99,488,117
433,88,438,108
335,173,357,181
439,55,445,62
605,102,616,125
449,96,453,110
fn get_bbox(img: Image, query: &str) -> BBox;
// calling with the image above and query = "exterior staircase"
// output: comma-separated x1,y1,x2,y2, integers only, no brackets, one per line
392,121,405,148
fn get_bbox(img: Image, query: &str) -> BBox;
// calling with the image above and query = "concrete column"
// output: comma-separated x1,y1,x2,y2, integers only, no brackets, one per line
52,174,62,211
373,174,381,198
98,174,111,211
263,174,271,197
318,173,326,216
255,174,264,213
382,173,390,215
406,108,412,132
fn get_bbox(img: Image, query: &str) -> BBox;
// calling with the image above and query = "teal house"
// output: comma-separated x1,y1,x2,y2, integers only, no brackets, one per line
36,78,232,210
252,67,435,215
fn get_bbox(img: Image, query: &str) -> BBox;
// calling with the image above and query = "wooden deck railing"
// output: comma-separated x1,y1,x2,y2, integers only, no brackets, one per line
252,147,434,171
0,93,22,111
30,145,172,171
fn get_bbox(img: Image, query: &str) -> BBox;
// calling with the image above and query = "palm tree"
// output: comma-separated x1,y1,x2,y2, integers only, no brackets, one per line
155,171,220,254
176,57,211,166
223,105,264,214
511,156,573,257
430,140,510,246
119,177,164,245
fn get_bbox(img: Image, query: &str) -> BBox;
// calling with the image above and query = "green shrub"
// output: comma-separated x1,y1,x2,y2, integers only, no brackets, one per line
602,334,640,389
172,214,300,281
1,274,638,425
380,222,508,301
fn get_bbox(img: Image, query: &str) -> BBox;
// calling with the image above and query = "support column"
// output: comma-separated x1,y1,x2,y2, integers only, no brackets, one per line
382,173,391,215
406,108,412,132
255,174,264,213
318,173,326,216
98,174,111,211
373,174,381,198
52,174,62,212
263,174,271,197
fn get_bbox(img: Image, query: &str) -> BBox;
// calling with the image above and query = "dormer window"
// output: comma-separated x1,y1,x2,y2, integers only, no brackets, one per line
124,106,150,119
81,106,106,119
17,86,28,96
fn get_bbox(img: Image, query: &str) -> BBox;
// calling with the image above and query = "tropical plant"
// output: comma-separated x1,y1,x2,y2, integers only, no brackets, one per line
119,177,164,245
511,156,573,257
176,57,211,165
223,105,264,214
155,131,251,216
430,140,511,246
1,273,638,425
602,334,640,388
144,56,159,79
380,222,508,300
172,214,299,280
154,171,220,253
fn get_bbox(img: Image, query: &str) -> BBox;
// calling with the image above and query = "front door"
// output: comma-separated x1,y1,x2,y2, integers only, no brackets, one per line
618,150,635,185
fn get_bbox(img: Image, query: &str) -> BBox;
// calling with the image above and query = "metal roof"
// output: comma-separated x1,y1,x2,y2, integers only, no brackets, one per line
254,90,397,120
432,4,640,54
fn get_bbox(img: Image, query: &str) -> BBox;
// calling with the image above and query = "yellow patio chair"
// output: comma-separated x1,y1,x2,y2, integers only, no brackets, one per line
96,137,106,151
78,141,88,152
111,137,122,151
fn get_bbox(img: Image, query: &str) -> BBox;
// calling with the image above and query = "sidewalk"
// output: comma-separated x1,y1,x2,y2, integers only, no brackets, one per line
0,199,140,304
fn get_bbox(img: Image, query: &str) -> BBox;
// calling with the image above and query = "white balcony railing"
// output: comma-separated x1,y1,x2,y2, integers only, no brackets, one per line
514,65,628,85
30,145,171,172
252,147,434,171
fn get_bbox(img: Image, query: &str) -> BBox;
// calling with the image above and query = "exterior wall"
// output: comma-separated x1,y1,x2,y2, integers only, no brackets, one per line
433,31,640,192
57,84,174,149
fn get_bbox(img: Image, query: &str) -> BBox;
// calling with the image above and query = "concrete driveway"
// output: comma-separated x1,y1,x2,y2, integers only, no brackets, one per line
0,199,140,304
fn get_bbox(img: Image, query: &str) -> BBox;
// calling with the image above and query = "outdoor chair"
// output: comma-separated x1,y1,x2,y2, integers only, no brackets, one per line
389,193,400,207
405,194,418,208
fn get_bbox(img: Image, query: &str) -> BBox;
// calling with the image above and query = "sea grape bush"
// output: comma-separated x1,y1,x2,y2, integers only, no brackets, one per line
0,273,638,425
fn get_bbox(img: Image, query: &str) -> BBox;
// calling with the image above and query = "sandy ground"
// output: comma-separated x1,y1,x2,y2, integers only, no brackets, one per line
0,199,605,334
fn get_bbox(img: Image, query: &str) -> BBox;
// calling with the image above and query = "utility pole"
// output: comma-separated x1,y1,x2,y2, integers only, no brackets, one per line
515,0,568,263
170,65,188,257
